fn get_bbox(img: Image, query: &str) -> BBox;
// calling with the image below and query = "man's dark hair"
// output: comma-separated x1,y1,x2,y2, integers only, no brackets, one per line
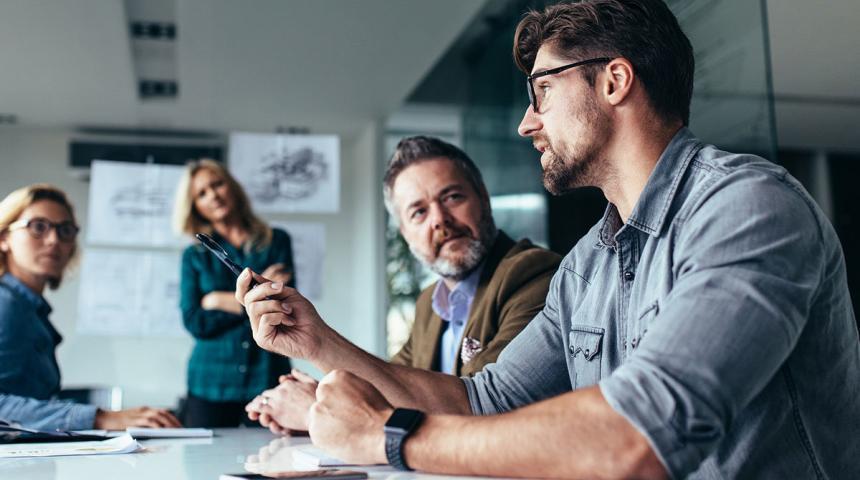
513,0,694,125
383,136,488,217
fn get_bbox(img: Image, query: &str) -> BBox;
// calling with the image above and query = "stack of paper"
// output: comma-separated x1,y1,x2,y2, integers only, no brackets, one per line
0,433,141,458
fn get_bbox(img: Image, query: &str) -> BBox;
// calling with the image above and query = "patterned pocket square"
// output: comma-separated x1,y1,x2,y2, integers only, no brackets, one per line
460,336,483,365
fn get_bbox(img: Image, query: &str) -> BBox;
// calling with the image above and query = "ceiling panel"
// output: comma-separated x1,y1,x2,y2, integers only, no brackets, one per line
0,0,486,137
0,0,136,126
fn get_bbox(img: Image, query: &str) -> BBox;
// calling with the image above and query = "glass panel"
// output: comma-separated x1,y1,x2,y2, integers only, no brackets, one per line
385,0,778,355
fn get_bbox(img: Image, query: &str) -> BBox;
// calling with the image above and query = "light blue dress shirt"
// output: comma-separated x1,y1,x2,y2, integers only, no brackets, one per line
0,273,97,431
431,265,483,374
463,128,860,478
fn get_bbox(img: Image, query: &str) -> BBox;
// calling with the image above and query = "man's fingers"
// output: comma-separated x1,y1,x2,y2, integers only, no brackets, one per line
247,298,291,324
243,280,290,308
259,312,295,329
291,369,316,384
235,268,255,305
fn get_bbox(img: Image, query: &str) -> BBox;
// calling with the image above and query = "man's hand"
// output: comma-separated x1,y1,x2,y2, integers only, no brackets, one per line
235,268,331,360
94,407,182,430
308,370,392,465
246,369,318,434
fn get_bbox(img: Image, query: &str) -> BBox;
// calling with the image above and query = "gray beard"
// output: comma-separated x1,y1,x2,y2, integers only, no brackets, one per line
415,237,488,281
410,210,497,281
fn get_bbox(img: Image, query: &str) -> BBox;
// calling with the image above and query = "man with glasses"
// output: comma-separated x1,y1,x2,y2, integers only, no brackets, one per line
238,0,860,478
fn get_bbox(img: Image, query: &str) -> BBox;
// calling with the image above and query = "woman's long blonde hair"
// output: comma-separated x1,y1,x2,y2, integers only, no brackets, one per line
0,184,79,289
172,159,271,250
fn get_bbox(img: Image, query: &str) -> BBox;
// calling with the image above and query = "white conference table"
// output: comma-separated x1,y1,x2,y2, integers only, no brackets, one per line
0,428,501,479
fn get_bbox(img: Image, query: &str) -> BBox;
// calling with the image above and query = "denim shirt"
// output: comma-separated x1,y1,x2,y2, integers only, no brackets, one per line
463,128,860,478
0,273,97,430
431,264,483,374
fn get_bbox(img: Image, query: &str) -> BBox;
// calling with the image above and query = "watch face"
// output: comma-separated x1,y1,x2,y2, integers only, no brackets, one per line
384,408,423,433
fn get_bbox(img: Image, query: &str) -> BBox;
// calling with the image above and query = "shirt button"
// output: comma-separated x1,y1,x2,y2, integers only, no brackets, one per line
624,271,635,281
241,341,250,349
238,365,247,373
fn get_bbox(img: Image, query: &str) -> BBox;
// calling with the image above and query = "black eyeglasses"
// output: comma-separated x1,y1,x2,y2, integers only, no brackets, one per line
526,57,612,113
8,217,79,242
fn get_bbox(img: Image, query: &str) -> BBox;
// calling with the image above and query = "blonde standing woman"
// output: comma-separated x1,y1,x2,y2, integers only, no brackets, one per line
174,159,295,427
0,184,181,430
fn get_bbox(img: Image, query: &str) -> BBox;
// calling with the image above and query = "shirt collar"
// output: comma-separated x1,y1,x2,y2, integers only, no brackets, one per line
431,262,484,323
597,127,703,245
0,272,52,317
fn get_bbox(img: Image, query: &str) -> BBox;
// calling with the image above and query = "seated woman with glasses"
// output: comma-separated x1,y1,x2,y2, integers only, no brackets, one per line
0,184,182,431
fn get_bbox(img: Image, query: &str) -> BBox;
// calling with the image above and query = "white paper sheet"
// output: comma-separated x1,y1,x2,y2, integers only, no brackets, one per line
0,434,141,458
270,222,325,301
76,248,185,337
229,132,340,214
86,160,187,248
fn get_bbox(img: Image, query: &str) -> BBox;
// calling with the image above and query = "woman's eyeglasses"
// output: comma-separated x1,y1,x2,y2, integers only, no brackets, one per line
7,217,79,243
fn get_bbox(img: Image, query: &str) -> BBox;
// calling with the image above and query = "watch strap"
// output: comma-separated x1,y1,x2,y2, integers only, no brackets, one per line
385,430,411,471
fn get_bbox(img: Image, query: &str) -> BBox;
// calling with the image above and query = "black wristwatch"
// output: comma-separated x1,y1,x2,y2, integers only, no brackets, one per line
383,408,425,471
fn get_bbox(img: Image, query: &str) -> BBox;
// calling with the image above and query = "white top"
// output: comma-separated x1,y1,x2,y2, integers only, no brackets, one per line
2,428,498,479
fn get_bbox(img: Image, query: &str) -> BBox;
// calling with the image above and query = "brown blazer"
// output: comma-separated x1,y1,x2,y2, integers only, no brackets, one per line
390,231,561,377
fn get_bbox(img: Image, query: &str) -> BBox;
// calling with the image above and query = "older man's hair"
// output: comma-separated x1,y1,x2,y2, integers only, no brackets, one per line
383,136,489,219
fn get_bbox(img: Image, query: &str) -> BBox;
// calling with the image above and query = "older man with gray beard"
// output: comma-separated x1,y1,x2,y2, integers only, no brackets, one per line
243,136,560,433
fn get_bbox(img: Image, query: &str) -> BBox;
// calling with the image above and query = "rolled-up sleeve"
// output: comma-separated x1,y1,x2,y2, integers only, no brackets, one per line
463,269,572,415
600,171,824,477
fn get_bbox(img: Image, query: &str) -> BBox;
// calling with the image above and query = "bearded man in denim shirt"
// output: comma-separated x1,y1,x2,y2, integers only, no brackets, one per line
237,1,860,478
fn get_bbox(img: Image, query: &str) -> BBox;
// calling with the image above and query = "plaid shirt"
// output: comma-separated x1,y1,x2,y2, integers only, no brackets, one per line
180,228,294,402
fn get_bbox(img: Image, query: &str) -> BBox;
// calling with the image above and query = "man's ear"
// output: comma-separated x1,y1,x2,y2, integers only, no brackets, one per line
603,58,635,106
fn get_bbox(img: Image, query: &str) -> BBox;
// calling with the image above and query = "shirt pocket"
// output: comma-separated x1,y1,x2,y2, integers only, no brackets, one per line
569,325,604,389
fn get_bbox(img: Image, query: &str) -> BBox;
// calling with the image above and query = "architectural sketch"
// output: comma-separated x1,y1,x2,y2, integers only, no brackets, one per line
77,248,185,337
86,160,187,247
110,184,173,217
229,132,340,213
252,146,328,202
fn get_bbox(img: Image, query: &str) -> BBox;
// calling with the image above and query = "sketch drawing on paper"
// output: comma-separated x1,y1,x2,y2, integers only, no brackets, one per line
229,133,340,214
110,184,173,217
249,146,329,203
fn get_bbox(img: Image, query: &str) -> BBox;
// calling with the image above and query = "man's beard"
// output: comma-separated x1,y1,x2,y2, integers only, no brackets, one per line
541,94,611,195
410,206,497,282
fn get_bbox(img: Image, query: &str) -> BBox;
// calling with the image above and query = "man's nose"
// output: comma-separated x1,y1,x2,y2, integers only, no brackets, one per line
428,203,452,229
517,105,541,137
